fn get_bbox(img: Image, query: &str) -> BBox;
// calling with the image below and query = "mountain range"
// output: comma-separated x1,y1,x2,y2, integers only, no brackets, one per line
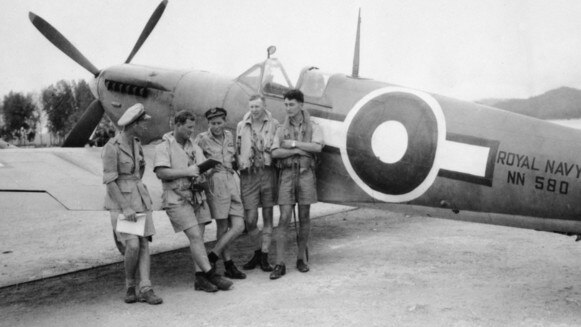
476,87,581,119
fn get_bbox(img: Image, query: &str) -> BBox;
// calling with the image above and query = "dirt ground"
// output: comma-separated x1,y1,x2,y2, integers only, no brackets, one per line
2,208,581,327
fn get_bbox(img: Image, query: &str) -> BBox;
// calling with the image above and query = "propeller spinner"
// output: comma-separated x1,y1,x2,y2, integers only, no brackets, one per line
29,0,168,147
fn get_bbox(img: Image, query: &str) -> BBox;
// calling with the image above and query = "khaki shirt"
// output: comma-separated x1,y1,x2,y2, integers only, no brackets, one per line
194,129,236,172
153,132,207,209
236,110,279,170
271,117,324,150
102,134,152,212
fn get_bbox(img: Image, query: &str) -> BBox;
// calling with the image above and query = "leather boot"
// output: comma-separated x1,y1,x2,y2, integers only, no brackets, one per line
260,252,274,272
269,263,286,280
243,249,261,270
224,260,247,279
206,272,233,291
124,286,137,303
296,259,310,273
194,273,218,292
138,289,163,305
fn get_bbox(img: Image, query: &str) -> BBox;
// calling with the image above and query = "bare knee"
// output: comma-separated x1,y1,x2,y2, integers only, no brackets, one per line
245,209,259,230
216,219,229,236
245,219,258,234
298,205,311,220
279,205,293,218
125,239,140,253
138,237,149,250
184,225,202,241
263,224,273,234
230,216,245,235
275,223,288,238
262,207,274,228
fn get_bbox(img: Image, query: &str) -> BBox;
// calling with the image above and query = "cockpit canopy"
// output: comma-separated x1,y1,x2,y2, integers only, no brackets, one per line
296,66,329,99
236,58,330,103
236,58,292,97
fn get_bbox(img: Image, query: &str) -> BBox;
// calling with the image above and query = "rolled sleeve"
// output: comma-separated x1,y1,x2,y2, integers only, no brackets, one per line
271,127,282,151
102,143,118,184
193,134,203,148
311,121,324,146
153,141,171,171
194,145,207,165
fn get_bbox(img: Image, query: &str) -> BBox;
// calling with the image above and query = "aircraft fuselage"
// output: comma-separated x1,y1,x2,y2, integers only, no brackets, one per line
95,62,581,234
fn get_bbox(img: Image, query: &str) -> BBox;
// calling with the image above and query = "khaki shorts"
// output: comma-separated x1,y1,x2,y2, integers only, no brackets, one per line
277,167,317,205
206,171,244,219
166,202,212,233
240,166,276,210
110,210,155,243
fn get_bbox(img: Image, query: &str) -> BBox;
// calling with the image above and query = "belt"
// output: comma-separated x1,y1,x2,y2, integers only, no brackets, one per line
240,165,272,174
161,178,191,191
116,175,152,210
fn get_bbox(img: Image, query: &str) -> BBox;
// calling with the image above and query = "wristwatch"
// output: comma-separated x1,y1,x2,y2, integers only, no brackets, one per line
292,140,297,148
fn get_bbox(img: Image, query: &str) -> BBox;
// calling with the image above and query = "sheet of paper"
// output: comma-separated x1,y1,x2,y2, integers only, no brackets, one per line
116,213,146,236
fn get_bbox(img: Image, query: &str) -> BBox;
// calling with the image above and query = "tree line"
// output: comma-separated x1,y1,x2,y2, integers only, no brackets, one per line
0,79,115,146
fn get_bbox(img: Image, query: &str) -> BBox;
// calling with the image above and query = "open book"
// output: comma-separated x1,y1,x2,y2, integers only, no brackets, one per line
116,213,146,236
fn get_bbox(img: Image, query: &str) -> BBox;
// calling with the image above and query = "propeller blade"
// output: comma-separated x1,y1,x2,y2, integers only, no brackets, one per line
62,100,105,147
125,0,168,64
29,12,99,76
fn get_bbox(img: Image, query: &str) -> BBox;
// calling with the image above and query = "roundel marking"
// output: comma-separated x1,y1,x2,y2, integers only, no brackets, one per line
371,120,408,164
340,87,446,203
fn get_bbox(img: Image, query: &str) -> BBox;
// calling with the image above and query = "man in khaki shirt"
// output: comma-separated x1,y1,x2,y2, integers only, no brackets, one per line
154,110,233,292
195,107,246,279
270,89,324,280
102,103,162,304
236,95,279,272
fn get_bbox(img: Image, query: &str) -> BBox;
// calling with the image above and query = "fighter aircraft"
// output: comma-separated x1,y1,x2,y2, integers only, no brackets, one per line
5,0,581,241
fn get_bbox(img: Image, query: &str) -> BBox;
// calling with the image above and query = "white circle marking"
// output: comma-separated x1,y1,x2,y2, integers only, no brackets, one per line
340,86,447,203
371,120,408,164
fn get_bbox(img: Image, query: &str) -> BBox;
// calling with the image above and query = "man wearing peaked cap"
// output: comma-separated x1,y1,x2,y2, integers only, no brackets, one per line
204,107,227,120
153,110,233,292
102,102,163,305
195,106,247,280
118,103,151,128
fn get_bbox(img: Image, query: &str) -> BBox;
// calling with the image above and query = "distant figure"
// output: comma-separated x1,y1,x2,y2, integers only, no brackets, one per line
153,110,232,292
90,121,116,147
236,95,279,272
194,107,247,280
270,89,324,280
102,103,163,305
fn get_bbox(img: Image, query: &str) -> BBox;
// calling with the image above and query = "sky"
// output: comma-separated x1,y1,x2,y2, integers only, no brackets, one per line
2,0,581,102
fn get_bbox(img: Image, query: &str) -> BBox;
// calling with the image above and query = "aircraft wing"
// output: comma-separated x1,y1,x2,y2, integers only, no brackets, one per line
0,145,163,211
548,119,581,130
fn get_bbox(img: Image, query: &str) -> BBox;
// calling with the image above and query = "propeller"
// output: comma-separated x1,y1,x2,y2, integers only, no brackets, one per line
62,100,105,147
125,0,168,64
29,12,100,76
29,1,168,147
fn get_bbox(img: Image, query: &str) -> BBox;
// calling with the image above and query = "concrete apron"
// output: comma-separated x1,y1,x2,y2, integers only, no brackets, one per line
0,198,353,288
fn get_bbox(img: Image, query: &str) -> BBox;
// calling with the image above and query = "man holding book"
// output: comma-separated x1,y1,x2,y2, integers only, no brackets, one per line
194,107,246,279
153,110,232,292
102,103,163,304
